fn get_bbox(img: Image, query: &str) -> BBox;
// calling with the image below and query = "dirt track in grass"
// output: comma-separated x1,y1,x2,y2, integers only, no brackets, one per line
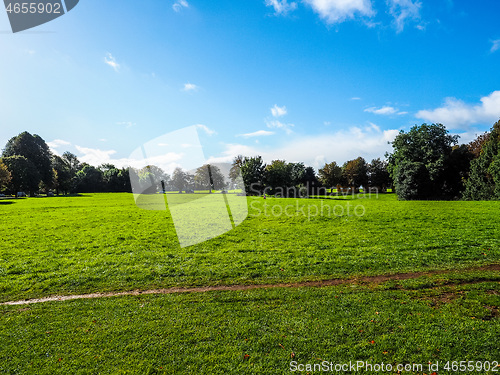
2,263,500,306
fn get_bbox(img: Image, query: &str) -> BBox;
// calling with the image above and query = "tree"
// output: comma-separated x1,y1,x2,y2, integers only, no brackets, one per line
240,156,266,195
2,132,53,188
229,155,244,188
52,155,73,194
387,123,459,200
1,155,40,196
463,120,500,200
318,161,342,193
0,160,12,192
367,158,391,192
195,164,226,191
264,160,292,196
342,157,368,188
74,164,103,193
172,167,188,193
302,166,319,195
467,132,491,159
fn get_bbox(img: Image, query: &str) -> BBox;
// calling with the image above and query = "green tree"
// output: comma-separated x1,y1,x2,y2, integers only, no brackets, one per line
342,157,368,188
367,158,391,192
2,155,40,196
52,155,73,194
318,161,343,193
0,160,12,192
264,160,292,196
463,120,500,200
172,167,188,193
74,164,103,193
195,164,226,191
240,156,266,195
387,123,459,200
2,132,53,188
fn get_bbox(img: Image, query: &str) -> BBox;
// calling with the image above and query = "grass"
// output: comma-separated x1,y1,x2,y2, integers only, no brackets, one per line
1,193,499,373
1,276,499,374
0,193,499,302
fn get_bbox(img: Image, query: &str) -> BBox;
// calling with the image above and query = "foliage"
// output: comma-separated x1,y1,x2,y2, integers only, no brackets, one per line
75,164,104,193
194,164,226,191
367,158,391,191
318,161,343,192
387,123,460,200
463,120,500,200
240,156,266,195
0,160,12,191
2,131,53,187
1,155,40,195
342,157,368,188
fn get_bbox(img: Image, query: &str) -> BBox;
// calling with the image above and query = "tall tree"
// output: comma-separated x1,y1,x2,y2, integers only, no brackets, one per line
74,164,103,193
463,120,500,200
240,156,266,195
264,160,292,196
367,158,391,192
342,157,368,188
195,164,226,191
172,167,188,193
1,155,40,196
318,161,343,193
52,155,73,194
2,132,53,187
0,160,12,192
387,123,459,200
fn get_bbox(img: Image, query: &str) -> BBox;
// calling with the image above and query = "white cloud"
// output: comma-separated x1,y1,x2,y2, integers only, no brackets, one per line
238,130,275,138
104,53,120,72
415,91,500,129
364,106,398,115
266,119,294,134
265,0,297,15
303,0,374,24
208,125,399,168
47,139,71,149
183,83,199,92
195,124,216,135
351,97,362,100
271,104,287,117
490,39,500,53
386,0,422,33
173,0,188,12
75,145,184,173
117,121,135,128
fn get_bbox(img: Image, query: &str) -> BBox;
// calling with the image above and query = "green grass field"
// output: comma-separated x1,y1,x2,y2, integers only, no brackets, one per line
1,193,499,373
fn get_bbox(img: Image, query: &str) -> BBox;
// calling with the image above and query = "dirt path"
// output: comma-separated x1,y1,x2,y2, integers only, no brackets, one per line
2,264,500,306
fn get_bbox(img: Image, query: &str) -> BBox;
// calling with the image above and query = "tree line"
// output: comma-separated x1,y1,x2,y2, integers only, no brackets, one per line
1,120,499,200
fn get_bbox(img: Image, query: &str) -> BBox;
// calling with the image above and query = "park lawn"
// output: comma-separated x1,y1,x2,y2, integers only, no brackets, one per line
0,193,499,302
0,274,499,374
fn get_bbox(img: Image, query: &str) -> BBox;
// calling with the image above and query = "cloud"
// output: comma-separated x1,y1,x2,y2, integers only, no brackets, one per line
183,83,199,92
208,125,399,168
266,119,294,134
104,53,120,72
173,0,188,12
386,0,422,33
490,39,500,53
303,0,374,24
271,104,287,117
47,139,71,149
195,124,216,135
117,121,135,128
238,130,275,138
265,0,297,15
351,97,362,100
415,91,500,129
364,106,398,115
75,145,184,173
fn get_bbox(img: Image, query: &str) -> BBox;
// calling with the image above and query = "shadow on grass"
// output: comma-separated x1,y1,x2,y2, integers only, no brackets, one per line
0,201,15,205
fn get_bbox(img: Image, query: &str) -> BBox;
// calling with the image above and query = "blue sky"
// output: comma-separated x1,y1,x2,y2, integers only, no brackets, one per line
1,0,500,170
